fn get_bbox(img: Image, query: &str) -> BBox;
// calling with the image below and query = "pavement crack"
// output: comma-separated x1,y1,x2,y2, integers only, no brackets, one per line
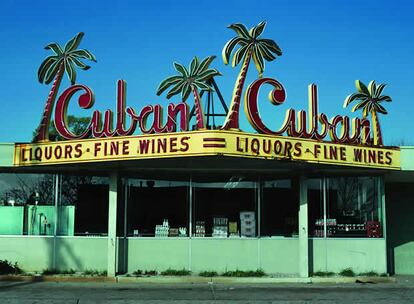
208,282,217,302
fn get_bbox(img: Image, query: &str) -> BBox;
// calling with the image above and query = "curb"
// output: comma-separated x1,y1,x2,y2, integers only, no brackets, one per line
212,277,311,284
0,275,395,284
311,276,396,284
117,276,211,284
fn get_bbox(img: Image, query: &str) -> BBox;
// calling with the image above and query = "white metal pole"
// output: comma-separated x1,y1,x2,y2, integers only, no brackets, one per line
298,176,309,278
189,176,193,271
107,173,118,277
53,174,59,270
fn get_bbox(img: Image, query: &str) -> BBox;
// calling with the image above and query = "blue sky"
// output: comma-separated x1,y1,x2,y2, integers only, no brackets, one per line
0,0,413,145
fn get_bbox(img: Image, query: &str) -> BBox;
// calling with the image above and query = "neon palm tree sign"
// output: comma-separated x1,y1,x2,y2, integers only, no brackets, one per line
221,21,282,130
33,23,392,147
34,32,96,142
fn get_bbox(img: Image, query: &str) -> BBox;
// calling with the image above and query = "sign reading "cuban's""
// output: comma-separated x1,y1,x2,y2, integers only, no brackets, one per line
15,21,398,169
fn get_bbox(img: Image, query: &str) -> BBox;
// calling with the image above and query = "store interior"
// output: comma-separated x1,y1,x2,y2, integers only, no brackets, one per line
0,173,383,239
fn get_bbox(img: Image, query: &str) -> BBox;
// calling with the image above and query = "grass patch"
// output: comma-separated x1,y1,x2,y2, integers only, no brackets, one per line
0,260,22,275
199,271,218,277
312,271,335,277
83,269,107,276
160,268,191,276
221,269,266,277
339,268,355,277
144,270,157,276
132,269,158,276
359,271,379,277
42,269,59,275
42,269,76,275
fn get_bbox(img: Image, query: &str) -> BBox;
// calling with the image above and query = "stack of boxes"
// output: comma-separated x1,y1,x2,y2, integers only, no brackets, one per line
168,228,179,237
212,217,228,237
195,221,206,237
228,221,239,237
155,219,187,237
314,218,337,237
337,223,365,233
240,211,255,237
155,219,169,237
366,221,381,238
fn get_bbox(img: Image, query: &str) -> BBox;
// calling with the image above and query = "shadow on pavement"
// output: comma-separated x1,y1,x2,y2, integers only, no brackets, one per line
0,278,43,291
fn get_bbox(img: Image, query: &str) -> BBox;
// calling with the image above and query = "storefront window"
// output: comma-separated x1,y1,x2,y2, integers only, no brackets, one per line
58,175,109,236
193,176,257,237
126,179,189,237
327,176,382,238
308,178,325,238
0,173,56,235
261,179,297,237
0,172,383,239
308,176,382,238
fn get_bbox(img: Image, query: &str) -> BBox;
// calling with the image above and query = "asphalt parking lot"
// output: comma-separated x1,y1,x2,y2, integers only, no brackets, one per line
2,277,414,304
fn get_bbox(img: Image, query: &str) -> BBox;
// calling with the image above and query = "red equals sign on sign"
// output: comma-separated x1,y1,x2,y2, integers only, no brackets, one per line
203,137,226,148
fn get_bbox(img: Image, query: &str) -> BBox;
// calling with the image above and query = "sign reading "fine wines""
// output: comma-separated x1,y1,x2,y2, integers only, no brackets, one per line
19,22,399,169
14,131,400,169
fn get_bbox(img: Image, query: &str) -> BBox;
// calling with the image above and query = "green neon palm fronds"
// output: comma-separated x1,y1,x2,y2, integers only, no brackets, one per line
222,21,282,77
38,32,97,85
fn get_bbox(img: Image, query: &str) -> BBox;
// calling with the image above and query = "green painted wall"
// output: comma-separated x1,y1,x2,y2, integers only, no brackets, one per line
311,239,387,274
401,147,414,170
0,236,55,271
0,206,24,234
55,237,107,271
0,143,13,167
123,238,189,272
386,182,414,274
191,239,261,273
124,238,385,274
57,206,75,236
0,236,387,274
123,238,299,274
393,242,414,274
259,238,299,274
0,236,107,272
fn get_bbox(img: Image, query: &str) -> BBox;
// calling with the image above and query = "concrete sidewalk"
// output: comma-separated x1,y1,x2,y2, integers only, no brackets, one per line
393,275,414,286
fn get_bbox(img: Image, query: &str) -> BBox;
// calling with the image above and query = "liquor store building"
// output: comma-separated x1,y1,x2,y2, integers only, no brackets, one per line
0,134,414,277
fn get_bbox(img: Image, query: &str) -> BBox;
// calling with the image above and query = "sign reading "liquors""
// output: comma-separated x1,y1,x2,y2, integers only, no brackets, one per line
17,21,397,168
14,131,399,169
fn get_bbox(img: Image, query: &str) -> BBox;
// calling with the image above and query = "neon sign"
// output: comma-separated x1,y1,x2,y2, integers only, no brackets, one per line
33,22,392,147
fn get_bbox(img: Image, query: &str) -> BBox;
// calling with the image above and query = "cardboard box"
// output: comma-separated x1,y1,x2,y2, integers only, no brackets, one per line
241,226,256,237
168,228,179,237
240,211,255,221
229,221,238,234
241,219,255,227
